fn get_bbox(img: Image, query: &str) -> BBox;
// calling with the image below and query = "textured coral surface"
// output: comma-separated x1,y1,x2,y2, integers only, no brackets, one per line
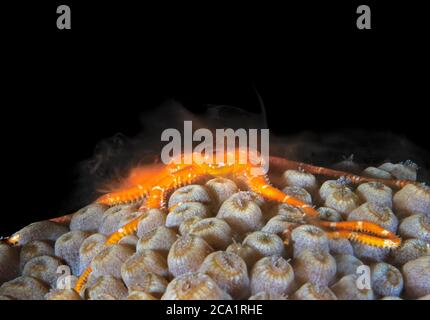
1,163,429,300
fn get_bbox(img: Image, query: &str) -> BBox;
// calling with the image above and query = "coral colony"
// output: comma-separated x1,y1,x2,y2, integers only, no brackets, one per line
1,124,430,300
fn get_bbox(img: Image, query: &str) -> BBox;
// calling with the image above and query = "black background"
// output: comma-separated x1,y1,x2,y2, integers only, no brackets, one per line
1,1,429,237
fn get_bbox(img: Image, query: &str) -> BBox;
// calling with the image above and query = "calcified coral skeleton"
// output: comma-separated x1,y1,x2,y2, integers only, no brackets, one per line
2,149,417,293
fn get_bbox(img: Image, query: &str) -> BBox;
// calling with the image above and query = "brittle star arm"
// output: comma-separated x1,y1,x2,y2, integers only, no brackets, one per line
269,156,417,189
75,165,207,293
244,172,401,248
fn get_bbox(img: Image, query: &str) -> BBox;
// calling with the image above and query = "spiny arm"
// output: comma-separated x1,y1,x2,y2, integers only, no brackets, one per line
325,230,400,248
96,185,150,206
269,156,417,189
95,162,192,207
75,165,207,294
244,172,401,248
104,165,208,245
245,172,320,219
